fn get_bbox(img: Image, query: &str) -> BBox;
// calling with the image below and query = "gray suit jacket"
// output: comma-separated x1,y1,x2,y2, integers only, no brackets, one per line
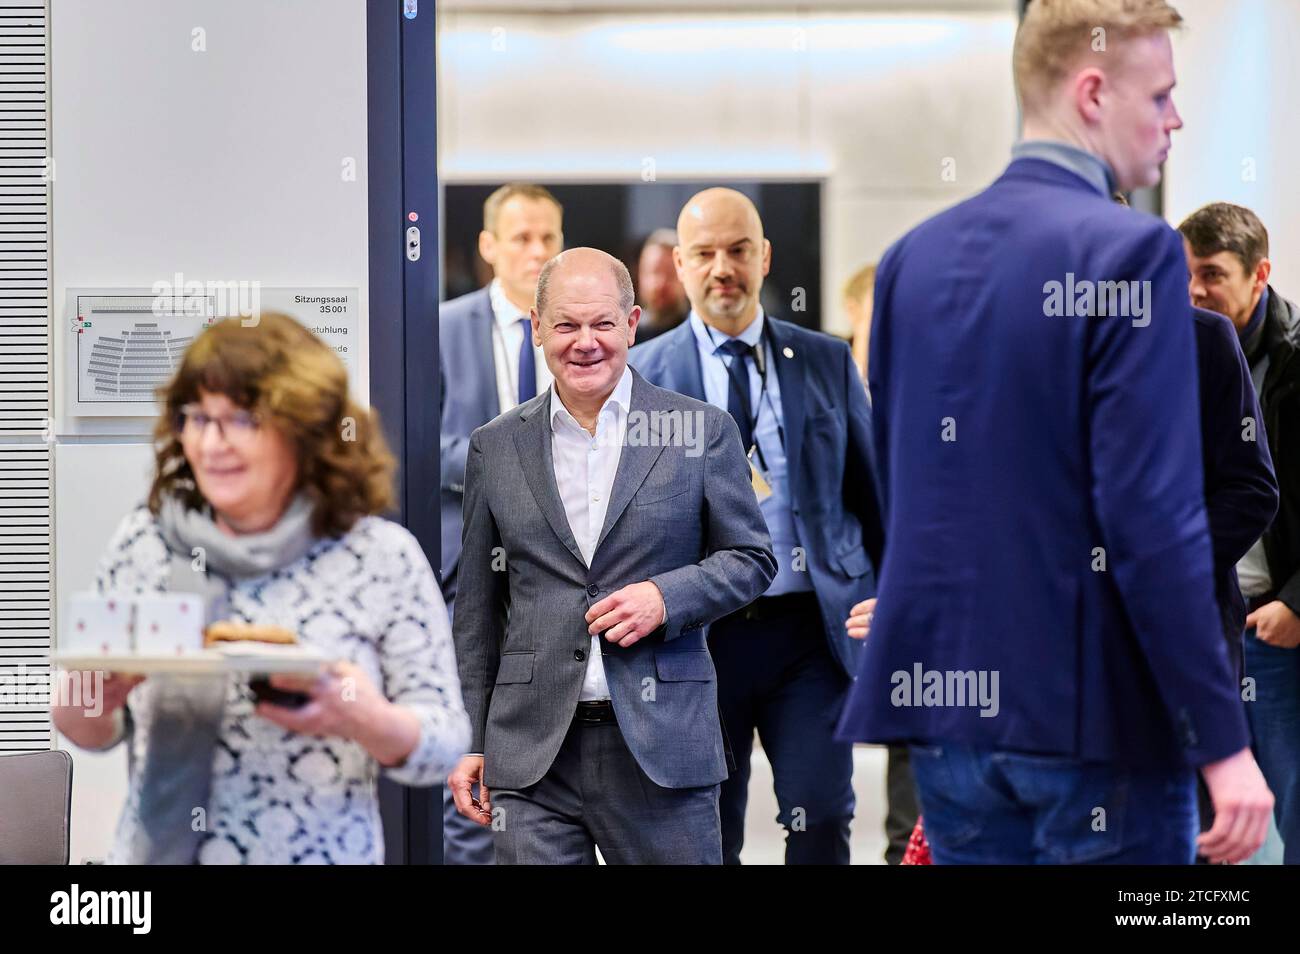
453,368,777,790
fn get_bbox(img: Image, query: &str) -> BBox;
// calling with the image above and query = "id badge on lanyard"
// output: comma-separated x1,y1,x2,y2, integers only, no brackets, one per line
748,447,773,504
707,321,778,504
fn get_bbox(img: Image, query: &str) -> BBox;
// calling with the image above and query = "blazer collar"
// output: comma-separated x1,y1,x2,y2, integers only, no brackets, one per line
514,367,669,565
764,317,806,484
596,370,669,552
999,156,1116,197
1010,140,1116,198
468,287,501,418
653,319,707,402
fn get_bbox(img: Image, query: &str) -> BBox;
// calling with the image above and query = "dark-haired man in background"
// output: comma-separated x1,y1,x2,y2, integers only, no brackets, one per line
1182,202,1300,863
634,229,690,342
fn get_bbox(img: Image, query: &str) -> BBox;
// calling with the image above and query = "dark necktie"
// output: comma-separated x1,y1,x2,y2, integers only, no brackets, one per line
517,317,536,403
717,338,755,453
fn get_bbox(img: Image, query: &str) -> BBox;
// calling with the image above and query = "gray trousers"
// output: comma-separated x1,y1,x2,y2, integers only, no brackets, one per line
492,717,722,865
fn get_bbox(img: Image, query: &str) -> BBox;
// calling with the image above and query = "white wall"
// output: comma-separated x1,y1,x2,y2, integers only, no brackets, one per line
437,5,1020,335
1165,0,1298,303
50,0,370,863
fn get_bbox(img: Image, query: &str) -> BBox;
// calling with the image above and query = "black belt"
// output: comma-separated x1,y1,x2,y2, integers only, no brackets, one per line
730,590,819,623
575,700,617,725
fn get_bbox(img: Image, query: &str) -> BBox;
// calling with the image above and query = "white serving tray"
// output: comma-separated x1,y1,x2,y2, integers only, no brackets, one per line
52,643,329,676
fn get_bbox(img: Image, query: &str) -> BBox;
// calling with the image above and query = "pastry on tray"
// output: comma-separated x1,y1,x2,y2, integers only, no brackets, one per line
203,621,298,648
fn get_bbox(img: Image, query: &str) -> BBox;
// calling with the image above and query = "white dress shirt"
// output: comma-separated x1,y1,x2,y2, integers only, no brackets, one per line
549,365,634,701
489,279,553,414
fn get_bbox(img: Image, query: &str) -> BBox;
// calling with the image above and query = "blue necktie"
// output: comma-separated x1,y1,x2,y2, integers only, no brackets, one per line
517,317,536,403
717,339,755,453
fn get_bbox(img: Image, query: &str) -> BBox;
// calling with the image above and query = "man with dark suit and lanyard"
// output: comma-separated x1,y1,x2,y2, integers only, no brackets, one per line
630,188,884,864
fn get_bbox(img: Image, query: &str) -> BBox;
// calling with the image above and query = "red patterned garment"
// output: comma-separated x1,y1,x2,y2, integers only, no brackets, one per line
900,816,931,865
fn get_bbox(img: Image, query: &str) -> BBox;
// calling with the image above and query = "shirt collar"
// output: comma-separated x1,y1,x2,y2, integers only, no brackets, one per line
488,278,529,330
1011,139,1118,198
688,306,765,355
549,364,633,431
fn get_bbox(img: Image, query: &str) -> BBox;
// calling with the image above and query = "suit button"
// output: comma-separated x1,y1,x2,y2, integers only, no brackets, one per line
587,584,599,597
574,649,586,662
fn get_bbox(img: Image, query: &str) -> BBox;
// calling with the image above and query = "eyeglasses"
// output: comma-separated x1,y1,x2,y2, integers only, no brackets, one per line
175,404,261,444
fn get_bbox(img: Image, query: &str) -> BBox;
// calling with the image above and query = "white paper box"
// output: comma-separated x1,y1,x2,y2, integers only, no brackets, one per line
134,593,206,654
63,593,133,654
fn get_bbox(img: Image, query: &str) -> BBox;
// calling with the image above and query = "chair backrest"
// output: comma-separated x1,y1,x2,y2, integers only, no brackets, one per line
0,750,72,864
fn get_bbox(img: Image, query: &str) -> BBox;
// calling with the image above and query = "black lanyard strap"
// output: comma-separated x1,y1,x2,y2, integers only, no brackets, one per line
704,321,784,470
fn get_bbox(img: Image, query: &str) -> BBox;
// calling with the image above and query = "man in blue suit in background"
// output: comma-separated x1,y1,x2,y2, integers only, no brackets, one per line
630,188,884,864
438,182,564,863
836,0,1272,864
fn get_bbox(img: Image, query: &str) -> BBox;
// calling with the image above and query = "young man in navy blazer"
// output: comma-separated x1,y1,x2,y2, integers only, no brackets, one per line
630,188,884,864
836,0,1273,864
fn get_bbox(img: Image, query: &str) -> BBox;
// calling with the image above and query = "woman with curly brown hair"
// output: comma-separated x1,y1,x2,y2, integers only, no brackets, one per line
53,313,469,864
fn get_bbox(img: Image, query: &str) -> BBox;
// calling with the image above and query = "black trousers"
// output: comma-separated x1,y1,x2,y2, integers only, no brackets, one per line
885,745,921,864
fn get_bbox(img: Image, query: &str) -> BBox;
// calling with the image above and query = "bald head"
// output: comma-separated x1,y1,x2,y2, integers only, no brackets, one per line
677,188,763,246
674,188,771,332
536,247,635,318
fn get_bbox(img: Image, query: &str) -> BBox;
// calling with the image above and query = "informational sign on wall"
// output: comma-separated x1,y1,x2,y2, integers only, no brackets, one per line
63,286,360,417
258,287,360,382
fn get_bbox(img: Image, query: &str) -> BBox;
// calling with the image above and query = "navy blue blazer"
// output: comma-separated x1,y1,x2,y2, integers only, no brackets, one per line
1193,305,1278,661
439,286,500,605
629,315,884,676
836,158,1250,768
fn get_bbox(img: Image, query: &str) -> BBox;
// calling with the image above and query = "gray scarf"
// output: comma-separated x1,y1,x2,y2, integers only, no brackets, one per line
128,492,318,864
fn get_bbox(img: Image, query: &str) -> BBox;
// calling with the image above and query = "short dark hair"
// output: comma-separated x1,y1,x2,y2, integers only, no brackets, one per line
1177,202,1270,275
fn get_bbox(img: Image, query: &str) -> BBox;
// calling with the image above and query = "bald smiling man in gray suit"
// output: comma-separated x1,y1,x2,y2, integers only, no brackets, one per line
449,247,776,864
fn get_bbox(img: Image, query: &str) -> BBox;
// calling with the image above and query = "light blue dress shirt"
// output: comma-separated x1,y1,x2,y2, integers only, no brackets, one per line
688,310,811,596
1011,139,1118,198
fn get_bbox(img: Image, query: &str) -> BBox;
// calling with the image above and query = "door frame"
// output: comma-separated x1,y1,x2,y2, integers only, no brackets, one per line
367,0,443,865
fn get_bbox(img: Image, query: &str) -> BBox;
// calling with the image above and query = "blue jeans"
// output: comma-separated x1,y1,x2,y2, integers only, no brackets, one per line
1243,629,1300,864
909,743,1198,864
